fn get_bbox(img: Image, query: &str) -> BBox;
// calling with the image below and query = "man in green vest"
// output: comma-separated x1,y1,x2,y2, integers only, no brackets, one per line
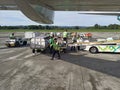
63,30,68,43
9,33,15,39
49,36,54,54
51,38,61,60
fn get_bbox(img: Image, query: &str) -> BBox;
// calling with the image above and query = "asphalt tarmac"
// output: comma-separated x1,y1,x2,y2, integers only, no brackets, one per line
0,32,120,90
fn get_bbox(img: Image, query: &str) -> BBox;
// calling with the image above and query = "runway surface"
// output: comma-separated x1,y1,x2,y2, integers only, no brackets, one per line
0,32,120,90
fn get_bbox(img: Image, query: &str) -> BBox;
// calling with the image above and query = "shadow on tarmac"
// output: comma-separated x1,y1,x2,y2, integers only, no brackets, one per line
59,52,120,78
39,47,120,78
0,45,30,50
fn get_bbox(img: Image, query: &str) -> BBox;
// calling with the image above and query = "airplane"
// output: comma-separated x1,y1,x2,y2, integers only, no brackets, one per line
78,11,120,21
1,0,120,24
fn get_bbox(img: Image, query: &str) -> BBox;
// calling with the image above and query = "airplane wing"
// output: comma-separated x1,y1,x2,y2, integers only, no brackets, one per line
1,0,120,24
0,0,18,10
78,11,120,16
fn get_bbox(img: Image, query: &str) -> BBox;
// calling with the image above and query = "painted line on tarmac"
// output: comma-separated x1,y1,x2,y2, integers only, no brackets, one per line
0,50,15,55
8,53,25,60
6,49,30,60
24,53,34,59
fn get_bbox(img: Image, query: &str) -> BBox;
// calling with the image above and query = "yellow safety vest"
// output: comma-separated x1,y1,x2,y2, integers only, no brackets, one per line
53,43,60,50
63,32,67,38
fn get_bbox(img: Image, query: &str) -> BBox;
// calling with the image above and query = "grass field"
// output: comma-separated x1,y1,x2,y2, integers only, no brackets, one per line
0,29,120,32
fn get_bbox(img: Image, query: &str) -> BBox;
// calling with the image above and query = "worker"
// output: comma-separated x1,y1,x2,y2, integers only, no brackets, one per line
87,33,92,40
77,35,83,50
50,32,54,37
71,35,77,51
9,33,15,39
49,36,54,54
56,32,61,37
57,36,66,53
51,38,61,60
62,30,68,43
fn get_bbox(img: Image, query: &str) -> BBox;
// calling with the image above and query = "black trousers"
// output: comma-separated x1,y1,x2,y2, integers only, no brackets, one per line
71,46,80,51
52,50,60,59
49,45,53,54
63,37,67,43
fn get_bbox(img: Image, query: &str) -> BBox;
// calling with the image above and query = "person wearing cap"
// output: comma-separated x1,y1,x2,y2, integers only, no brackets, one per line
49,36,54,54
51,38,61,60
9,33,15,39
62,29,68,43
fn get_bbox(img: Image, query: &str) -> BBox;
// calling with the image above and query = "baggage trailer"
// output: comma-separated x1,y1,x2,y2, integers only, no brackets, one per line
30,36,49,53
78,39,120,53
24,32,40,39
85,43,120,53
73,38,120,53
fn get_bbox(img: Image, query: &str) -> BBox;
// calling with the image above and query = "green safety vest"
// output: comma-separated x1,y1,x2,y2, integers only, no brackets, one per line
49,38,54,46
9,34,15,39
63,32,67,38
53,43,60,50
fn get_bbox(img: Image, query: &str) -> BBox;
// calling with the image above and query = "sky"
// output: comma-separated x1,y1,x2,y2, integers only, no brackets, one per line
0,10,120,26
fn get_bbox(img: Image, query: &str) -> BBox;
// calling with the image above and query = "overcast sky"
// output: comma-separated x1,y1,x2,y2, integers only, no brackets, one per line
0,10,120,26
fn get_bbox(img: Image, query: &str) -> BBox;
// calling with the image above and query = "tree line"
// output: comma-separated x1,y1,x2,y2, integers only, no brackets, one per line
0,25,83,30
90,24,120,29
0,24,120,30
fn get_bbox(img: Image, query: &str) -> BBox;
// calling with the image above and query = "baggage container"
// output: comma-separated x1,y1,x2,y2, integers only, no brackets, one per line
30,36,49,53
25,32,40,39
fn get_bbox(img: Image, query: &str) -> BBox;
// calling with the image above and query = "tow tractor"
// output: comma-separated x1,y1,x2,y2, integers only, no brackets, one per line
5,37,27,47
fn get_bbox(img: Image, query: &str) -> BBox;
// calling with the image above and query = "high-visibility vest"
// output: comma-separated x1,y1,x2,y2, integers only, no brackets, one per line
9,34,12,38
63,32,67,38
49,38,54,46
9,34,15,39
53,42,60,50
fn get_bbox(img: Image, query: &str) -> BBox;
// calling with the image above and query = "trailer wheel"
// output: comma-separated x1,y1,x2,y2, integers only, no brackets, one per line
15,41,20,47
41,49,46,53
23,41,27,46
37,49,41,53
89,46,98,54
32,49,35,53
8,44,11,47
